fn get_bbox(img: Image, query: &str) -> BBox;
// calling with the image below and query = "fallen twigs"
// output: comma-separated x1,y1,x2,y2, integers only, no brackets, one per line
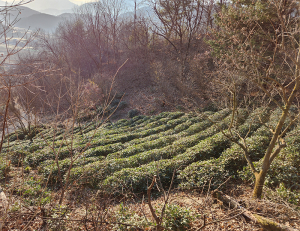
212,190,298,231
198,210,245,230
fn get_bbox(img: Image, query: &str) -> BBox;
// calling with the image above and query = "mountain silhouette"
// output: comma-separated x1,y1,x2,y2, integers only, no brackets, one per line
39,8,74,16
6,6,40,19
15,13,63,32
1,0,153,32
25,0,76,11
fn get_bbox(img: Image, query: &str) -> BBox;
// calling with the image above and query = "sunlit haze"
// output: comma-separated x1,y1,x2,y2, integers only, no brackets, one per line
5,0,138,9
6,0,96,5
69,0,94,5
5,0,95,6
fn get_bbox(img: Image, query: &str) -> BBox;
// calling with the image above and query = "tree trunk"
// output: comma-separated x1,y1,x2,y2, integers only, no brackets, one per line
253,170,268,199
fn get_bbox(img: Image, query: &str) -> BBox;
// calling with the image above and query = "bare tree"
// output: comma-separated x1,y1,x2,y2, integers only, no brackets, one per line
149,0,214,79
0,0,37,146
38,0,126,79
208,0,300,198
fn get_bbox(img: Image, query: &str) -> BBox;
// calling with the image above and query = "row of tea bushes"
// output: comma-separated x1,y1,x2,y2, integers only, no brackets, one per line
178,134,270,190
105,110,236,160
240,124,300,191
24,113,193,169
101,108,270,193
102,131,232,193
19,112,191,186
78,113,203,156
178,108,297,191
13,112,188,185
65,110,242,188
84,111,185,139
100,109,250,192
66,130,222,187
4,106,299,204
39,156,105,185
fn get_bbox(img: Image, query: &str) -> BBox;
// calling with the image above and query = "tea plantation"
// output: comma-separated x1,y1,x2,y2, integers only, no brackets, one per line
1,108,300,202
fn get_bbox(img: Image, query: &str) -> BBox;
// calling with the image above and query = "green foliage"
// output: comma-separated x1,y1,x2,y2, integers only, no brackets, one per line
209,0,298,60
0,157,9,179
17,177,52,206
6,150,29,167
275,183,300,206
112,203,196,231
112,203,149,230
46,204,69,231
3,108,300,205
178,158,229,190
178,107,284,191
161,204,196,231
103,131,231,193
41,156,103,186
239,124,300,203
69,110,236,189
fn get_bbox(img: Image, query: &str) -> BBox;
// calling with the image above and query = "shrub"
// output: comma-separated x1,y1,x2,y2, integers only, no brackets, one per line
17,178,51,206
178,108,271,190
5,130,26,142
7,150,29,167
82,143,124,158
25,148,55,168
220,135,270,174
103,132,231,193
40,156,103,186
178,159,229,190
275,183,300,206
128,109,139,118
0,157,10,179
107,136,177,159
239,124,300,189
112,203,196,231
112,203,149,231
69,116,235,188
162,204,196,231
265,160,300,189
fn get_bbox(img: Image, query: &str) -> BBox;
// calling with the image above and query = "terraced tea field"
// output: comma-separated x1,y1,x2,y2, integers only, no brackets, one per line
1,108,300,199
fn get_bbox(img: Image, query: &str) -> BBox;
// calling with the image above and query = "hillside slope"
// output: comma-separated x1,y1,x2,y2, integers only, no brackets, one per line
0,108,300,230
1,108,299,195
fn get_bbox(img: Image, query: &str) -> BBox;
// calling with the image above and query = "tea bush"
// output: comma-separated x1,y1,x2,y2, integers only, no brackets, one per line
2,108,299,205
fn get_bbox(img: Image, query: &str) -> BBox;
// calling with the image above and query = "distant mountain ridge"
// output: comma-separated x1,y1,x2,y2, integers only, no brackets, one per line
15,13,63,32
0,0,154,32
39,8,74,16
25,0,76,11
5,6,40,19
0,0,76,15
0,4,72,32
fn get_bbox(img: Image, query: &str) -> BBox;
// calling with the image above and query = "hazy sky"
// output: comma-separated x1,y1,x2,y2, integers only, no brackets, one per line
5,0,93,6
69,0,94,5
5,0,140,10
5,0,137,6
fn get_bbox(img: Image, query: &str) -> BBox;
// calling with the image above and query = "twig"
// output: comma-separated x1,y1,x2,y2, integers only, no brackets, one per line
147,175,160,225
160,169,177,224
198,210,245,230
0,86,10,154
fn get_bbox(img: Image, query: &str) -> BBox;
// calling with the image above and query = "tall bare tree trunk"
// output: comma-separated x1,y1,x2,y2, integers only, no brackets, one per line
253,170,268,198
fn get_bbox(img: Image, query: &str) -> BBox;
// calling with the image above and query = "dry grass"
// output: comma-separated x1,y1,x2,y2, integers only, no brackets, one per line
1,167,299,230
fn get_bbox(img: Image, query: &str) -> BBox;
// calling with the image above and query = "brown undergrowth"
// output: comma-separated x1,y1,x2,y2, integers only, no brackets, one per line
1,167,299,230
